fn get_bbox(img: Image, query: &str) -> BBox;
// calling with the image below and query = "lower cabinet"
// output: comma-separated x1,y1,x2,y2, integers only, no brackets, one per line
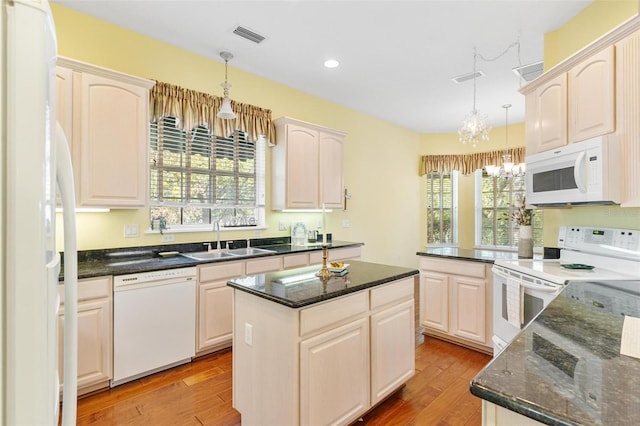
196,261,243,355
419,257,493,353
58,276,112,395
233,275,415,425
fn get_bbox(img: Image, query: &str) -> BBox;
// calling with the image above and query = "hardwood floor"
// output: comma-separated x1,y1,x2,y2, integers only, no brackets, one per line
75,336,491,425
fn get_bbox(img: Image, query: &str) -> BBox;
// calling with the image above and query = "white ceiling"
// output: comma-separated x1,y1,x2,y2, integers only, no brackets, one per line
53,0,591,133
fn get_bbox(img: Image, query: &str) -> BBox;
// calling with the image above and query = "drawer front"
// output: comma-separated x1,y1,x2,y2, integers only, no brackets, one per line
419,257,485,278
370,277,414,310
199,261,244,283
245,256,282,275
59,275,112,305
329,246,362,261
283,253,309,269
300,291,368,337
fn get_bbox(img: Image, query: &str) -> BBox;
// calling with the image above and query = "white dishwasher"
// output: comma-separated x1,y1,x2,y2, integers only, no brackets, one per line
112,267,197,387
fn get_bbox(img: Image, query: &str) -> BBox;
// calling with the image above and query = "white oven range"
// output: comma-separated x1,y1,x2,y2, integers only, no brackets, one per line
492,226,640,355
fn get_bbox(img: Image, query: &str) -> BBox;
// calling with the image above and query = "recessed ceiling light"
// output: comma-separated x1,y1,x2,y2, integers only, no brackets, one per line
323,59,339,68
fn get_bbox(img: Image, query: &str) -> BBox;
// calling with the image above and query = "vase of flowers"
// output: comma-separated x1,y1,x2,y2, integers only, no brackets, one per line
511,197,533,259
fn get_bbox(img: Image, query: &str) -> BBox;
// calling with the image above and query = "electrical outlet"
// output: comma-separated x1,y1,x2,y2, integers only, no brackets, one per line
244,323,253,346
279,221,288,231
342,219,350,228
124,224,139,238
161,234,175,242
253,230,261,236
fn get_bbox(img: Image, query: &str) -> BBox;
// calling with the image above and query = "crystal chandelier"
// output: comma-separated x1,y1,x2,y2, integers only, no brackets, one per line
459,47,490,147
217,51,236,120
485,104,525,178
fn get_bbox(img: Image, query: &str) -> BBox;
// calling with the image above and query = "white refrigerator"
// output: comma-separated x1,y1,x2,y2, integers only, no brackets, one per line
1,0,79,424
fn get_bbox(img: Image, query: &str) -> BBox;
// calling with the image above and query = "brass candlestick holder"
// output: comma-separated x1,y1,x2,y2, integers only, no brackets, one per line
315,243,332,280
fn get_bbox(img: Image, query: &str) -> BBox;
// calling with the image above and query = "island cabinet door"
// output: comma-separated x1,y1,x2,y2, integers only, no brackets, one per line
197,282,233,352
370,299,415,405
300,317,370,426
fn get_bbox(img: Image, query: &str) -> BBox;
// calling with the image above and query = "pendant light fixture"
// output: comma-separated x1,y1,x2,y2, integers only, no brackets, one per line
458,47,490,148
217,51,236,120
485,104,525,178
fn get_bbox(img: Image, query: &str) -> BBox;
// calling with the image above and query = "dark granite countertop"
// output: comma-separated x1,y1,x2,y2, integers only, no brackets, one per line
227,260,419,308
470,280,640,426
61,240,363,281
416,247,525,263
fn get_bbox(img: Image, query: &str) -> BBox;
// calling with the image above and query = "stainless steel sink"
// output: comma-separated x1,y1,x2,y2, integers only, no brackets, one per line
180,251,238,261
227,247,275,256
180,247,275,261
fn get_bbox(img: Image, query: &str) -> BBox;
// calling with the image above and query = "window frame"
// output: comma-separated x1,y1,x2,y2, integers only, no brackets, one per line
474,169,543,250
425,170,458,247
148,117,266,233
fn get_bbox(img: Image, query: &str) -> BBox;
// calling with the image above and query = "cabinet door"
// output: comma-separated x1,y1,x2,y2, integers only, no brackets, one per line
451,275,486,343
371,299,415,405
616,30,640,207
569,46,615,142
535,73,568,152
197,282,233,352
421,271,449,333
76,72,148,207
58,298,112,390
286,124,319,209
320,132,344,209
300,317,370,426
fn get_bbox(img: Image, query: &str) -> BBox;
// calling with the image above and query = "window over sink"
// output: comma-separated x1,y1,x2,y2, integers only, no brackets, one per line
148,116,266,231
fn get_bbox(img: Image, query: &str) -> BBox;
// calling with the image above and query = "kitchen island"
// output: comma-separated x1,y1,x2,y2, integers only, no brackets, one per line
470,280,640,426
228,260,419,426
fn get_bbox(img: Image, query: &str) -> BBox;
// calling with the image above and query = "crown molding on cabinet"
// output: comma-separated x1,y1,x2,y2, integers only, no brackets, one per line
520,14,640,95
57,56,155,89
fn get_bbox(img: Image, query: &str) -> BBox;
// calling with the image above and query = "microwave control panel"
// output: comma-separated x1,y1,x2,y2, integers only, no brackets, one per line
558,226,640,254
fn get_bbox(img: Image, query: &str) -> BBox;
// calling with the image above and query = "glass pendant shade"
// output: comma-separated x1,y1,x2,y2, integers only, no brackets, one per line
216,51,236,120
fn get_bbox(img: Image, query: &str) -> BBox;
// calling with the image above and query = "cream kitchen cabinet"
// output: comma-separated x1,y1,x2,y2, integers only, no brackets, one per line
524,73,568,154
58,276,112,395
568,46,615,143
309,244,362,264
196,261,243,355
616,29,640,207
419,257,492,354
272,117,346,210
56,57,154,208
233,276,415,425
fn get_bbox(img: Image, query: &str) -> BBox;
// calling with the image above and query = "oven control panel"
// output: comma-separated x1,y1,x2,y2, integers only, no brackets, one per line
558,226,640,258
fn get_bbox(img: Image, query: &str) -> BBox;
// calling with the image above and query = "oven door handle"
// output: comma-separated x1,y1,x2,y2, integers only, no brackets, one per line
519,281,562,293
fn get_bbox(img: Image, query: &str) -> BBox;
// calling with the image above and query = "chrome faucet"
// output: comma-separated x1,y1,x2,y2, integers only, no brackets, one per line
213,219,221,252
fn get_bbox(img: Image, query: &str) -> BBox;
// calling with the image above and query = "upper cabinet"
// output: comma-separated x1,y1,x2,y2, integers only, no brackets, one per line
56,57,155,208
272,117,346,210
568,46,615,143
524,46,615,155
616,29,640,207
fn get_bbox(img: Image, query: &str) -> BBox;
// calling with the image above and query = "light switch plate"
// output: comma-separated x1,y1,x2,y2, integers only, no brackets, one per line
279,221,288,231
342,219,350,228
124,224,139,238
161,234,175,242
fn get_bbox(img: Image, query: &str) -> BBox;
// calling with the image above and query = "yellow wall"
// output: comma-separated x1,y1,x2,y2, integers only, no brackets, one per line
51,4,422,268
544,0,639,70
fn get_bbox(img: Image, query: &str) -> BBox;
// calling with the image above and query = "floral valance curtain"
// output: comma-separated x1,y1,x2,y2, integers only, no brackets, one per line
149,81,275,144
419,147,525,176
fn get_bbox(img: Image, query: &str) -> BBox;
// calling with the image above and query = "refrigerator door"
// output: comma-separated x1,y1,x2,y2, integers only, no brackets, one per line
1,1,78,424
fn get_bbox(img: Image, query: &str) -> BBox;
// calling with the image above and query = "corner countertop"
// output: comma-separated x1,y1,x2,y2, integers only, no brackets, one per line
227,260,419,308
61,240,363,280
470,280,640,426
416,247,524,264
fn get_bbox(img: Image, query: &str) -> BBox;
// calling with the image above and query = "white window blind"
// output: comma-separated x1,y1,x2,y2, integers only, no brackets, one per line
149,116,265,228
426,171,458,245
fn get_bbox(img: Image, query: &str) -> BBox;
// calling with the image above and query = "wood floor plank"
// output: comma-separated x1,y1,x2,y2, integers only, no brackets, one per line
75,337,490,425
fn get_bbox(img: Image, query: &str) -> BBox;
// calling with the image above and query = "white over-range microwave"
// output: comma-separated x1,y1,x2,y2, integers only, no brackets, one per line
525,136,620,207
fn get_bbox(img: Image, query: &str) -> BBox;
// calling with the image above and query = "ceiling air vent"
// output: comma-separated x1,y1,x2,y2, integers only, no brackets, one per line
451,70,485,84
512,61,544,82
233,26,266,44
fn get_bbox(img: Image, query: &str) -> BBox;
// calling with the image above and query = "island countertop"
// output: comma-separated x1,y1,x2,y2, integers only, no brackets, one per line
470,280,640,426
227,259,419,308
